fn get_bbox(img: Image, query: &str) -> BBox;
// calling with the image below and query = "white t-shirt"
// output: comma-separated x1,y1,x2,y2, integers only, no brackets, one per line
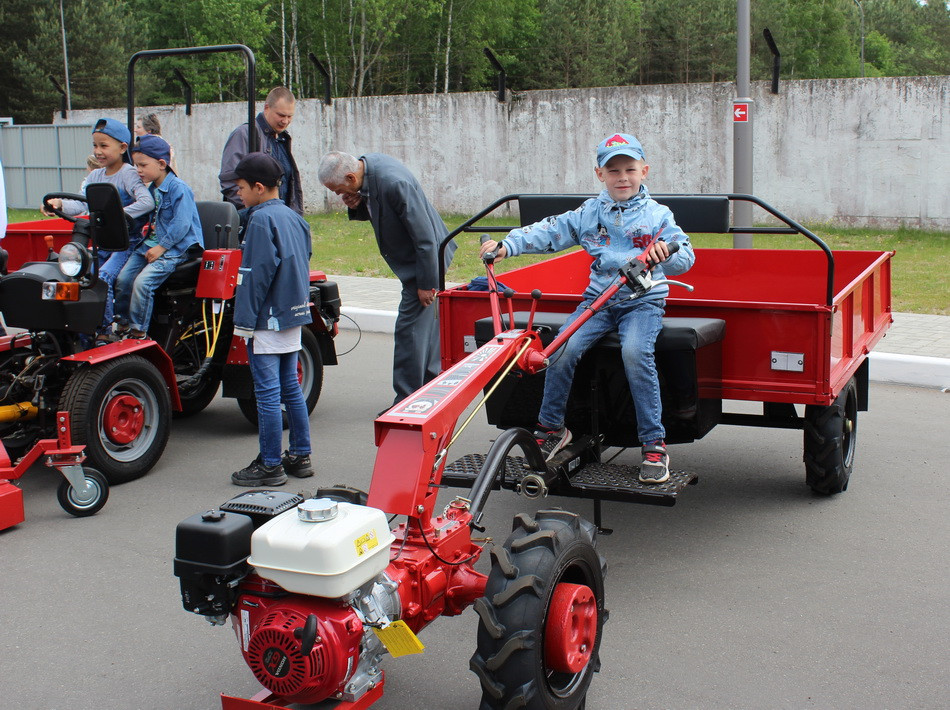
251,326,302,354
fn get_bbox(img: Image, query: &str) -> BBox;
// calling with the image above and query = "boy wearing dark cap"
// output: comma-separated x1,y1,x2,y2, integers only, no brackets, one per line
114,134,202,339
224,152,314,487
42,118,153,336
479,132,695,484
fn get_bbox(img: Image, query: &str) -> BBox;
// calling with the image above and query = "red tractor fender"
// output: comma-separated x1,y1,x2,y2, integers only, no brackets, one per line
61,340,182,411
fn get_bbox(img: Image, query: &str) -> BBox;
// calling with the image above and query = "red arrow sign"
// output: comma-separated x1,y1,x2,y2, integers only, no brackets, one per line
733,103,749,122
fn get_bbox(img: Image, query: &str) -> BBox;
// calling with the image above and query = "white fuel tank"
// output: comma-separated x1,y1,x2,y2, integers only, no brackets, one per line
249,498,395,598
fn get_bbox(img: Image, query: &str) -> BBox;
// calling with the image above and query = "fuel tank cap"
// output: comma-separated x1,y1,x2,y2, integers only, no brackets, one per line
297,498,339,523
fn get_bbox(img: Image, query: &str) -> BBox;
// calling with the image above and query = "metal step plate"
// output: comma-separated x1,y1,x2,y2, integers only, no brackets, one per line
441,453,528,490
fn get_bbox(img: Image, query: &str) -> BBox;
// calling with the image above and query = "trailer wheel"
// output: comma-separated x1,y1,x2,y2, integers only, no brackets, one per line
237,327,323,427
804,376,857,495
470,509,606,710
59,355,171,485
57,467,109,517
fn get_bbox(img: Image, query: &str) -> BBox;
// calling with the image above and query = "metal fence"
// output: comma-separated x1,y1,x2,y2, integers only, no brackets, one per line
1,124,93,209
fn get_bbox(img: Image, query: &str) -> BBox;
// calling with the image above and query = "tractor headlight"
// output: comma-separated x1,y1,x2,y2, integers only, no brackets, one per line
58,242,90,279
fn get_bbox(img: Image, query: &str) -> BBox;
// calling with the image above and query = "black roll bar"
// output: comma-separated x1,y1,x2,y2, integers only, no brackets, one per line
127,44,257,151
438,193,836,307
307,52,333,106
171,69,193,116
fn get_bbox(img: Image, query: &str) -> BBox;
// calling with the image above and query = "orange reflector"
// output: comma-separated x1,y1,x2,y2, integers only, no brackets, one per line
42,281,80,301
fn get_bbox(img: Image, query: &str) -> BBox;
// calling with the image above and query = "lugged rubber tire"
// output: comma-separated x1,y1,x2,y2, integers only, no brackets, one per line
237,327,323,427
804,376,858,495
59,355,171,484
172,317,222,418
470,509,607,710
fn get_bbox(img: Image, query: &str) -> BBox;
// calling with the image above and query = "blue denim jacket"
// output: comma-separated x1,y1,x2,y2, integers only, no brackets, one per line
149,173,203,258
501,186,695,301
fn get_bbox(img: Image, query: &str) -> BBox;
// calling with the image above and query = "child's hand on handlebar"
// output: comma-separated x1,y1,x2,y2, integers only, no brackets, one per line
644,239,671,268
479,240,507,260
41,198,63,217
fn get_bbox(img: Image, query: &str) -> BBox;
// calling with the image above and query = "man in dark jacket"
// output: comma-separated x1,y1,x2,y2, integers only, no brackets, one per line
318,151,457,406
219,87,304,215
224,152,314,487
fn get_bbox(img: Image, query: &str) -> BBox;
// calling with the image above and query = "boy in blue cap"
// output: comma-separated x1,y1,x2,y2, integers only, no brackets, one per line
224,152,314,487
42,118,152,336
114,134,202,339
479,132,695,483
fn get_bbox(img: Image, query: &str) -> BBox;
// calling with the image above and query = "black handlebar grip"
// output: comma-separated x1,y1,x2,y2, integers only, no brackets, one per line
480,233,498,263
479,233,492,244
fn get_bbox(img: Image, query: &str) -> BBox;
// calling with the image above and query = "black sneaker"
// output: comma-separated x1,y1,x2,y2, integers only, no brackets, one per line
231,457,287,487
639,442,670,484
282,451,314,478
533,426,572,462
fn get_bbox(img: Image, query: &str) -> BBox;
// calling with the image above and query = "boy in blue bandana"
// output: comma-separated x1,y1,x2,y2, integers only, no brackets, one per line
479,133,695,483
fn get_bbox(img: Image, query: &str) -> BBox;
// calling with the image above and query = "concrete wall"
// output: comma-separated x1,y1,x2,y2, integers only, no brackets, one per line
57,75,949,228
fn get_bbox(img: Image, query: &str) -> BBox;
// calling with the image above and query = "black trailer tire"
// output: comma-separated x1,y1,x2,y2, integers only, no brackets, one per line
57,467,109,517
237,327,323,427
804,376,858,495
470,509,607,710
59,355,171,485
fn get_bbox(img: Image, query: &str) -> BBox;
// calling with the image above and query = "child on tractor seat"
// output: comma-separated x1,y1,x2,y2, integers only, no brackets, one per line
224,152,315,487
114,134,202,339
42,118,152,335
479,132,695,484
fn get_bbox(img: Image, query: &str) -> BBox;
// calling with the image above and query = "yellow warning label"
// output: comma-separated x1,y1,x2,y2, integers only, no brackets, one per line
373,620,425,658
354,529,379,557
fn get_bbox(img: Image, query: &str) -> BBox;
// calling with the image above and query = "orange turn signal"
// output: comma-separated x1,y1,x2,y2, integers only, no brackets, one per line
41,281,80,301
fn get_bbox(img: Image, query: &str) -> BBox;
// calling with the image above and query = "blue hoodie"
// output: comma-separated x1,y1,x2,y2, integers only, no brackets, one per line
234,199,313,334
501,185,695,301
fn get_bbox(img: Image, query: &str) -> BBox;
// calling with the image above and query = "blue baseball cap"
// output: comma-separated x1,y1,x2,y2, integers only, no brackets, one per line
596,133,645,167
92,117,131,146
130,134,175,173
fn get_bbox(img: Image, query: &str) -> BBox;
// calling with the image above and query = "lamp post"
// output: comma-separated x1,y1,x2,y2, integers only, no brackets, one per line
852,0,865,78
59,0,72,110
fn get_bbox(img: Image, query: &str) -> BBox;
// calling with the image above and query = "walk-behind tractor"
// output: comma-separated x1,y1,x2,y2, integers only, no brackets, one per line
174,194,893,709
0,183,340,530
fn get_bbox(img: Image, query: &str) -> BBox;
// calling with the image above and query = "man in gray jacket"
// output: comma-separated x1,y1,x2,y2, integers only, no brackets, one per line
219,87,303,215
318,151,457,406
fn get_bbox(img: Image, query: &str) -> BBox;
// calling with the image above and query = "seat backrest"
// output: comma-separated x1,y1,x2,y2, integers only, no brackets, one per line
517,193,731,235
196,201,241,250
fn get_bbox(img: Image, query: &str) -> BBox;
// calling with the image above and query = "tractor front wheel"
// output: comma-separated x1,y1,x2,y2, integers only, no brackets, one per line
471,509,607,710
59,355,172,484
804,376,858,495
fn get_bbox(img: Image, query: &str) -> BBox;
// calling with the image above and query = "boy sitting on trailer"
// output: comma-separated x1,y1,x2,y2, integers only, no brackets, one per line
223,152,315,487
114,134,202,339
479,132,695,483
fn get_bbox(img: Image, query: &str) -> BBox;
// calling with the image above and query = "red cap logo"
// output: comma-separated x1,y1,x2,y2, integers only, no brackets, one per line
604,134,629,147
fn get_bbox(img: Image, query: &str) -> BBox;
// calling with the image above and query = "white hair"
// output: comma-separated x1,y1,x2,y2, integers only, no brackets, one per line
318,151,360,185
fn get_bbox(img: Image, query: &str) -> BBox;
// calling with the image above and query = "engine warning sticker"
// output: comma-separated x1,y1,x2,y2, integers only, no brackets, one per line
373,620,425,657
354,529,380,557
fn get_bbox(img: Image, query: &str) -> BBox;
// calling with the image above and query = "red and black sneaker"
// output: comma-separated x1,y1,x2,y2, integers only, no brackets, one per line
533,425,572,462
639,441,670,484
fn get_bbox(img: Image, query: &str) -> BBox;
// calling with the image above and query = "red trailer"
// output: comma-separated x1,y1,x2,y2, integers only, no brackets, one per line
437,194,893,498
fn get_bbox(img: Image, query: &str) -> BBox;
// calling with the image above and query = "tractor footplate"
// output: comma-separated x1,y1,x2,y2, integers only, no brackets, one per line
441,454,697,506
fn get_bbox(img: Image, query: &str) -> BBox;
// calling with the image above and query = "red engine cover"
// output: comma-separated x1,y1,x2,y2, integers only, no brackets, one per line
233,579,363,705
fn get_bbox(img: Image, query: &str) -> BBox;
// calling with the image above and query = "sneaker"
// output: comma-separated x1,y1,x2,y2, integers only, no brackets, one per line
282,451,314,478
639,441,670,484
533,425,572,462
231,456,287,487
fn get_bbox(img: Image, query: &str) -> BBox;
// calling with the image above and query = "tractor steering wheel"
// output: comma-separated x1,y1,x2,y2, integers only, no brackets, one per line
42,192,87,223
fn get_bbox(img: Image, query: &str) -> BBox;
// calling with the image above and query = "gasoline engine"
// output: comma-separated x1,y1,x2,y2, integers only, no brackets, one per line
174,489,486,706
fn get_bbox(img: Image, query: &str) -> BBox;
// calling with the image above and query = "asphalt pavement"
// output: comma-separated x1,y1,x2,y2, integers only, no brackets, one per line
1,330,947,710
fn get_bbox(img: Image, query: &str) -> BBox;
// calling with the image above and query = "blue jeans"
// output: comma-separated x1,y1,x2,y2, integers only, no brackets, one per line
246,346,311,467
97,250,131,330
538,295,666,444
114,246,184,332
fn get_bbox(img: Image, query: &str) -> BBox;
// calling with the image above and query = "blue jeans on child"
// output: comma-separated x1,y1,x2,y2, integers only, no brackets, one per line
246,345,312,467
538,294,666,444
98,250,131,330
114,246,185,332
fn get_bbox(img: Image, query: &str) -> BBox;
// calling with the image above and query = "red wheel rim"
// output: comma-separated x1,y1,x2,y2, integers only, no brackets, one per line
544,582,597,673
103,393,144,445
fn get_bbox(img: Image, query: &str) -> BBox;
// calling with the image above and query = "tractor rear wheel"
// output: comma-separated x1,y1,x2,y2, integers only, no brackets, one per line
59,355,171,484
172,317,222,418
237,327,323,427
804,376,858,495
471,509,606,710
